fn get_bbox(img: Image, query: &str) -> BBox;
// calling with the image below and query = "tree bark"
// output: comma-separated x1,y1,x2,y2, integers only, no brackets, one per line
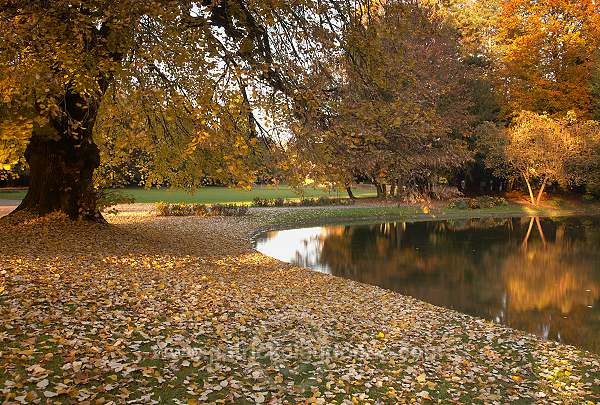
346,185,356,199
13,87,105,221
7,22,121,222
379,184,387,198
523,174,536,205
375,183,383,198
15,130,102,221
536,177,548,205
390,180,397,197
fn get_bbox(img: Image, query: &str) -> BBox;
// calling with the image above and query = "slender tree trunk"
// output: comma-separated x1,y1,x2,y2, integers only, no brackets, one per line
536,177,548,205
390,180,397,197
375,183,383,198
523,174,536,205
508,178,514,192
12,88,105,221
346,185,356,199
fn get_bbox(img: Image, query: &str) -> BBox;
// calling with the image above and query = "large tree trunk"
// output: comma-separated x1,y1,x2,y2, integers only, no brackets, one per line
6,22,120,222
13,87,105,221
15,131,102,221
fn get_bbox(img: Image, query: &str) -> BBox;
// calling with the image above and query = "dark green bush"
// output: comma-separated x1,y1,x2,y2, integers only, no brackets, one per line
582,193,596,202
209,204,249,216
156,203,248,217
447,199,470,210
448,196,508,210
251,197,352,207
98,189,135,211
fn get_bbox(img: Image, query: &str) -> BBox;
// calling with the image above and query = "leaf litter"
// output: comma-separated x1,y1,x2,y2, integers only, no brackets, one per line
0,210,599,404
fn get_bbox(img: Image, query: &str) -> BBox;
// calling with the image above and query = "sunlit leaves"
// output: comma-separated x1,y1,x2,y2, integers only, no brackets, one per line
493,0,600,118
0,0,366,193
0,104,31,180
477,111,599,203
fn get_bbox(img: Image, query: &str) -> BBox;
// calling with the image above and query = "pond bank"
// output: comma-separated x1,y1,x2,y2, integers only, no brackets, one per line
249,202,600,234
1,208,599,403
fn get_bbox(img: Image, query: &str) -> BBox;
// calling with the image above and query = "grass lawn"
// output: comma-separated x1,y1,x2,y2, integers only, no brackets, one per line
0,184,376,203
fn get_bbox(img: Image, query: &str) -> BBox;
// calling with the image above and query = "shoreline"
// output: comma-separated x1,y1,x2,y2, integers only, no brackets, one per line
246,203,600,238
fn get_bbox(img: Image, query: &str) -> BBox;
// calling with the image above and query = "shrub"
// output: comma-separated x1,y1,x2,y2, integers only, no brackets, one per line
155,202,169,216
192,204,210,216
252,198,269,207
448,196,508,210
295,197,352,206
209,204,249,216
156,203,248,217
251,197,352,207
447,199,470,210
156,202,194,216
476,196,497,209
297,198,318,206
428,185,463,200
582,193,596,202
97,189,135,210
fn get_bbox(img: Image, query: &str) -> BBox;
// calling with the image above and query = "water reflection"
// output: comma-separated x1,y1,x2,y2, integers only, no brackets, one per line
255,216,600,353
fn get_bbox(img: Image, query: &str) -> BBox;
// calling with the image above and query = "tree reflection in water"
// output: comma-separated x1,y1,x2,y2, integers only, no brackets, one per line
255,216,600,353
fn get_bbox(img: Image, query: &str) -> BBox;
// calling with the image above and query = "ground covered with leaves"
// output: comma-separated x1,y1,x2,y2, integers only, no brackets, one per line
1,210,600,404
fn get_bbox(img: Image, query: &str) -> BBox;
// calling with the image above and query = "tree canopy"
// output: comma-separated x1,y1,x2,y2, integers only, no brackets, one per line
0,0,362,218
493,0,600,118
477,111,598,205
288,0,473,196
2,0,600,217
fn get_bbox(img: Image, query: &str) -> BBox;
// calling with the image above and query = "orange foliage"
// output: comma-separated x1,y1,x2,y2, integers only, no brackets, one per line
495,0,600,118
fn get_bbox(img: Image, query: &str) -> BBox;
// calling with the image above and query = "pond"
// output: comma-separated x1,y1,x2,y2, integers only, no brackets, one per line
255,216,600,353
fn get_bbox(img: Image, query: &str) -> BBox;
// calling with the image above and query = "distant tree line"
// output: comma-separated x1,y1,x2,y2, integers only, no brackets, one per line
284,0,600,204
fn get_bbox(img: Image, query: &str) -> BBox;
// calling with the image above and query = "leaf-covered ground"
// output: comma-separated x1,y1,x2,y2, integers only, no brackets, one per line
1,210,599,404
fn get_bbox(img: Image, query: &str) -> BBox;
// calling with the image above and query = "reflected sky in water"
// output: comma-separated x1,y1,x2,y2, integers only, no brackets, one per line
255,216,600,353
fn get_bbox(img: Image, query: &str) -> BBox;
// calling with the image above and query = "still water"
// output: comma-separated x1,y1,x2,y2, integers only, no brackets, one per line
255,216,600,353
